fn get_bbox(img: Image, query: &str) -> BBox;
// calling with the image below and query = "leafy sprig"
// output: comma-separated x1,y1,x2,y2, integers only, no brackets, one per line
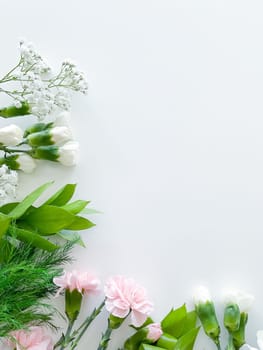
0,182,95,251
0,241,73,337
124,305,199,350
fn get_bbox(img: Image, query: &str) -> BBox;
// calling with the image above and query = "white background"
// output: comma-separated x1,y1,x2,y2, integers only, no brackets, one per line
1,1,263,349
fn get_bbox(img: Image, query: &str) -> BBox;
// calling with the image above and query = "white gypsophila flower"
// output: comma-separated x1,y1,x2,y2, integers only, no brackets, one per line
0,165,18,205
60,60,88,94
24,82,54,119
16,154,37,173
0,124,23,146
58,141,79,166
240,331,263,350
50,126,72,145
19,40,50,74
54,88,71,111
193,286,212,305
223,289,254,313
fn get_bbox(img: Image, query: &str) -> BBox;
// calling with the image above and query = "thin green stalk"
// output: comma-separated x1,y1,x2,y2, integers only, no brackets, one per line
70,301,105,350
97,320,113,350
216,343,222,350
0,59,22,83
0,146,30,154
58,321,75,350
226,335,235,350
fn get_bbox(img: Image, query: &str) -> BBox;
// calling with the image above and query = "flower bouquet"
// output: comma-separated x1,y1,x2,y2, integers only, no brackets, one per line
0,41,260,350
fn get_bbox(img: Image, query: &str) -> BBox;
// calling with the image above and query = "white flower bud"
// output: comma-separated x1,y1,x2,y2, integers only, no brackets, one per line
16,154,37,173
58,141,79,166
193,286,212,305
240,331,263,350
257,331,263,350
223,289,254,313
0,124,23,146
50,126,72,145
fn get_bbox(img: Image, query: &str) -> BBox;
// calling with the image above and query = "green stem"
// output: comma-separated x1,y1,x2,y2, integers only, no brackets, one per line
70,301,105,350
216,343,222,350
54,320,75,350
226,334,236,350
0,59,22,82
97,322,113,350
0,146,30,154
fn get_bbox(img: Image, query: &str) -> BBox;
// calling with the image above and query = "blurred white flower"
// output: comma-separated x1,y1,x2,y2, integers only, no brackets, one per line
58,141,79,166
50,126,72,145
223,289,254,312
241,330,263,350
193,286,212,305
54,111,71,127
0,124,23,146
0,165,18,205
16,154,37,173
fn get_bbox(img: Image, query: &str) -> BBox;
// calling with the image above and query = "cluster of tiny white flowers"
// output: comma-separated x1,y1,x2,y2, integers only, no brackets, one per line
25,83,54,117
58,60,88,94
0,165,18,205
53,88,71,111
0,40,88,119
19,40,50,74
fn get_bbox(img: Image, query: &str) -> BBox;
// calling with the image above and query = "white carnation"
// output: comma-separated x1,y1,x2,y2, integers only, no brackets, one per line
0,124,23,146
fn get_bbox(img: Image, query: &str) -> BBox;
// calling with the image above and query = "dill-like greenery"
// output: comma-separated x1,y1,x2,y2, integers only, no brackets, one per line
0,240,73,337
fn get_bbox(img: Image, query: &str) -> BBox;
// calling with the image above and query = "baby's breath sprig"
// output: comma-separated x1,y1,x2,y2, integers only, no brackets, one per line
0,40,88,119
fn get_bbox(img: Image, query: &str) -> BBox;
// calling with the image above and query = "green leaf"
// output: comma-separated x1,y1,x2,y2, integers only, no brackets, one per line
157,333,178,350
65,216,95,230
0,202,18,214
124,328,148,350
161,305,187,338
10,227,58,251
24,205,75,234
173,328,200,350
81,207,101,215
0,213,11,239
62,200,89,214
8,182,53,219
181,311,197,336
44,183,76,206
57,231,86,247
139,344,165,350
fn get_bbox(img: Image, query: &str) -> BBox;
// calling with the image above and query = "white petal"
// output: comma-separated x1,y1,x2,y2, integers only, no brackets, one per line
257,330,263,350
193,286,211,304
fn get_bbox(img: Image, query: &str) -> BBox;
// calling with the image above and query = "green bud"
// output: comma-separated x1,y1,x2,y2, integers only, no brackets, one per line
0,102,30,118
195,302,220,344
27,130,53,147
232,312,248,349
30,145,59,161
124,328,149,350
157,333,178,350
139,344,164,350
65,289,83,323
109,314,125,329
24,122,53,137
224,304,241,332
1,155,20,170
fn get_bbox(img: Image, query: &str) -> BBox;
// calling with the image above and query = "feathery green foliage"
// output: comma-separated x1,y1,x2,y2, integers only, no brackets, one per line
0,240,73,337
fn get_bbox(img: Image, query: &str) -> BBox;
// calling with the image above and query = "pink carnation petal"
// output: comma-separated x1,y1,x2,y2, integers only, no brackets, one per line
130,310,148,327
105,276,153,326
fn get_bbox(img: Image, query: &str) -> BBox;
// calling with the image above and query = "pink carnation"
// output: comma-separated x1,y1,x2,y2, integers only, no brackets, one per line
104,275,153,327
8,327,53,350
53,270,100,296
146,323,163,342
